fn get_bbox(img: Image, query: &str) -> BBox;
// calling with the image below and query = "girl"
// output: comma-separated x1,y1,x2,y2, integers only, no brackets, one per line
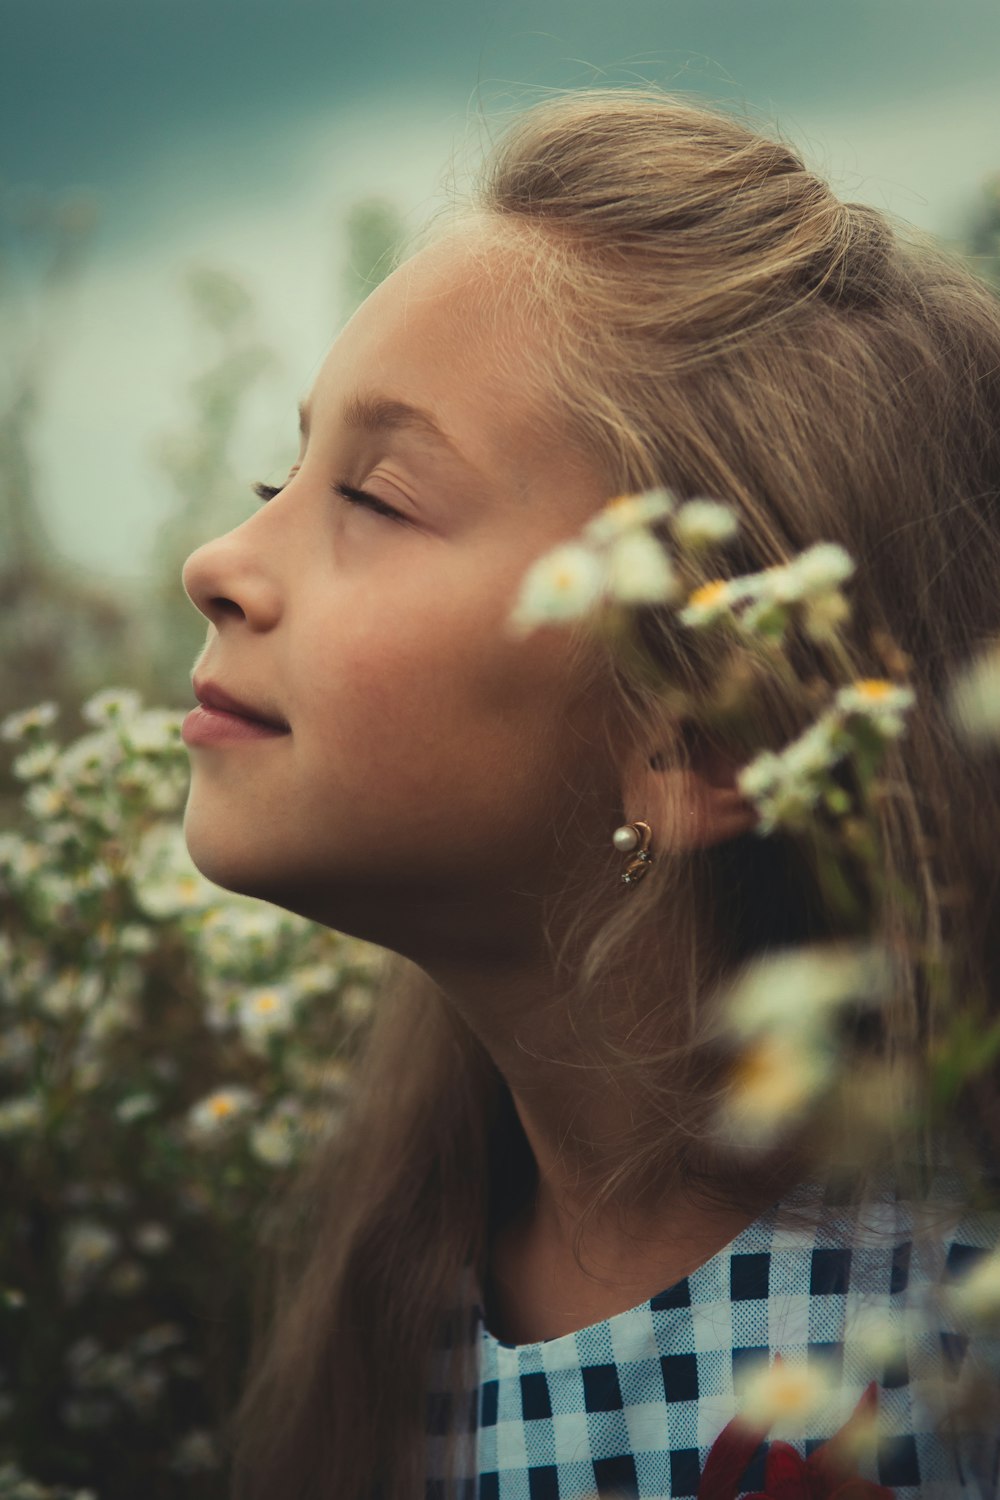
179,89,1000,1499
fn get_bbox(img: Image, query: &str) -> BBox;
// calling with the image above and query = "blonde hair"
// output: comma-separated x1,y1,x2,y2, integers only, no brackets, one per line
227,88,1000,1500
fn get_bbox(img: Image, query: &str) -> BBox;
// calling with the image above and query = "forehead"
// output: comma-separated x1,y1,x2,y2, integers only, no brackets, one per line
308,228,604,513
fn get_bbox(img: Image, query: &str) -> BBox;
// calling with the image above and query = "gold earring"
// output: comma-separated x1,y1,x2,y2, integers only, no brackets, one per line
612,820,654,886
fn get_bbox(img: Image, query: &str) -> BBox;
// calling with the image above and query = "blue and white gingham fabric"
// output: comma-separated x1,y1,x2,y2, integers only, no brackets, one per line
426,1175,1000,1499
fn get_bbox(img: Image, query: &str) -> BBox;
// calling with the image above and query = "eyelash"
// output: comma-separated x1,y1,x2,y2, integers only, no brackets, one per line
251,479,407,525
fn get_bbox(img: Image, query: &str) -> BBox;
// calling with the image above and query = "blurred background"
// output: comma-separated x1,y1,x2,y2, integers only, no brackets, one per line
2,6,1000,1496
2,0,1000,715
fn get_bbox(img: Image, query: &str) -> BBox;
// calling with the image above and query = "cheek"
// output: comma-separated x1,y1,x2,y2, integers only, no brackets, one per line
298,585,589,825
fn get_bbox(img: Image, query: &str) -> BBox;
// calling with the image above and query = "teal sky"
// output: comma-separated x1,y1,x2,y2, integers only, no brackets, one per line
3,0,999,578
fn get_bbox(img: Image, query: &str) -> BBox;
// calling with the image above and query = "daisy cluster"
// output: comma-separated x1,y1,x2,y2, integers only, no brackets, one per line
0,687,385,1475
507,487,854,649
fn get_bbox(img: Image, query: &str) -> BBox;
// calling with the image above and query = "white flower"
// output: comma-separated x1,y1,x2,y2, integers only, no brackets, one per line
606,529,682,605
124,708,185,755
115,1092,158,1125
721,941,894,1042
134,1222,172,1256
736,1357,837,1434
945,1247,1000,1327
237,983,297,1043
11,742,60,780
835,678,916,738
583,488,676,544
292,962,339,997
780,715,843,781
736,749,784,802
507,540,607,637
170,1429,221,1474
249,1115,299,1167
0,834,47,886
671,500,739,550
62,1220,120,1295
133,824,218,919
717,1032,835,1148
25,782,72,822
0,1095,44,1135
946,641,1000,746
187,1085,257,1141
82,688,142,727
53,729,123,790
802,588,852,643
39,969,104,1020
677,578,734,629
768,542,855,604
1,702,58,742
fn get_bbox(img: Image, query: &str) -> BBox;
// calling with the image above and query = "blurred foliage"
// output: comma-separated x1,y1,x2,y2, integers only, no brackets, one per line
0,692,384,1497
146,268,276,703
964,169,1000,291
340,195,407,320
0,190,145,735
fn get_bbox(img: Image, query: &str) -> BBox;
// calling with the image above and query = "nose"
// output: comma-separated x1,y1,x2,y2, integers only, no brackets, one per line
182,520,283,633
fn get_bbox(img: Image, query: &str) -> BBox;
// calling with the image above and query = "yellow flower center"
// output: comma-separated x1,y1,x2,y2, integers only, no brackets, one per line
855,678,893,700
689,580,728,608
254,994,279,1014
210,1096,235,1119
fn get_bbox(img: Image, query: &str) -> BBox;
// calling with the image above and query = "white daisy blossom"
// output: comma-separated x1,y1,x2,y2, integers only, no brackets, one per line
507,541,607,636
0,1095,44,1136
0,834,47,884
719,1032,835,1148
583,487,675,544
737,1358,837,1434
802,588,852,643
52,729,124,789
945,1247,1000,1327
237,983,297,1042
1,701,58,742
187,1085,257,1140
249,1114,300,1167
606,529,682,605
133,824,218,919
671,500,739,549
721,941,894,1041
766,542,855,604
946,641,1000,746
40,969,104,1019
82,688,142,727
678,579,734,629
835,679,916,738
779,715,844,781
62,1221,121,1294
115,1092,158,1125
124,708,185,755
11,742,60,780
25,782,72,821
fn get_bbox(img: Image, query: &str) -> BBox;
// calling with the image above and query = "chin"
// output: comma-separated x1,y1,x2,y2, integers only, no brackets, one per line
182,798,281,904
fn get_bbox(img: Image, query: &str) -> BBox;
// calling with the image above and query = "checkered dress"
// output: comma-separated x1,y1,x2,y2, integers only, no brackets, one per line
426,1176,1000,1499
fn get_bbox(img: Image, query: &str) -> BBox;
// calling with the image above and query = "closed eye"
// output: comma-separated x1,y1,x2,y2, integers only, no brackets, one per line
251,479,408,525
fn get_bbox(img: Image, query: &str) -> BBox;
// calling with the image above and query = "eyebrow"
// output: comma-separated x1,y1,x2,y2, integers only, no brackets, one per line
297,391,471,466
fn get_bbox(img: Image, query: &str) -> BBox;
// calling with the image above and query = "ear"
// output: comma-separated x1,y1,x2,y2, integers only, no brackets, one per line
619,726,759,853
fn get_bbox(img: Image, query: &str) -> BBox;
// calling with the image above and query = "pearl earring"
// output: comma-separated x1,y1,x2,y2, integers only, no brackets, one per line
612,819,654,886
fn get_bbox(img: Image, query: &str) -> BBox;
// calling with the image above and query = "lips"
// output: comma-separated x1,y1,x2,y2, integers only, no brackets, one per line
192,676,290,731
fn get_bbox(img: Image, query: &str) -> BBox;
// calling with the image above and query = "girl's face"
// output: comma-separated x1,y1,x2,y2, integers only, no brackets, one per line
182,229,619,957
